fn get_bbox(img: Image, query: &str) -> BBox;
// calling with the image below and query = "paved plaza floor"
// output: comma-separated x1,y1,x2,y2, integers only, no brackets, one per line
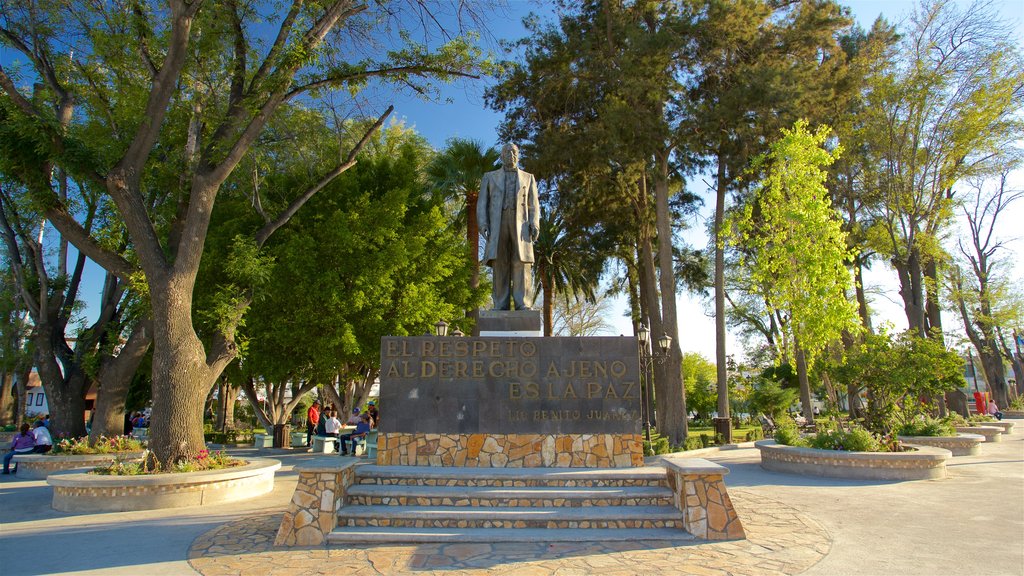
1,429,1021,576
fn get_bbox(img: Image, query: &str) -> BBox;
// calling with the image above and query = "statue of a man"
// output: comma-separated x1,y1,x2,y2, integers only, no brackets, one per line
477,143,540,311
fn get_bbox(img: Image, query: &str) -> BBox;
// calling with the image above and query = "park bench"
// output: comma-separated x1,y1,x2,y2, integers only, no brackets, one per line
758,414,777,438
311,435,338,454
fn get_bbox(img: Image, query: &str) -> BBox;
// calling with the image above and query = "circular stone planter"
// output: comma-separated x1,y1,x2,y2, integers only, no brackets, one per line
898,434,984,456
46,457,281,512
11,451,146,480
954,426,1002,442
755,440,950,481
968,421,1014,435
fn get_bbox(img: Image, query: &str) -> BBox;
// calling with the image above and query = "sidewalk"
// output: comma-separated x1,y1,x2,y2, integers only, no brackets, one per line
1,433,1022,575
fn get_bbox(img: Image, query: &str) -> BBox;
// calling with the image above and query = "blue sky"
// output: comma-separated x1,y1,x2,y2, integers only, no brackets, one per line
4,0,1022,361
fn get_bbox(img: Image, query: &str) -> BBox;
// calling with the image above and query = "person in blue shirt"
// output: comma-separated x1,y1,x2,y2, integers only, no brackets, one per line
338,414,371,456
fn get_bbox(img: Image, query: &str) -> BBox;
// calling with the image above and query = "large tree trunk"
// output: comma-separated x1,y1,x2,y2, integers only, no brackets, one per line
14,366,29,428
542,273,554,337
0,372,12,425
34,342,89,437
147,284,220,465
894,249,927,337
795,341,814,423
89,320,153,442
713,152,730,439
467,190,481,335
653,151,687,443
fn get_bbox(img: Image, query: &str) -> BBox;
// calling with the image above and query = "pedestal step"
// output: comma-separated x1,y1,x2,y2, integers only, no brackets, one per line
356,464,667,488
338,504,684,529
346,484,674,507
327,526,696,544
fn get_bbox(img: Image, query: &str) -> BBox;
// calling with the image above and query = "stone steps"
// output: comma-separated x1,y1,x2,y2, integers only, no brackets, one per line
326,526,696,544
355,464,667,487
346,483,674,507
338,504,685,529
329,465,688,543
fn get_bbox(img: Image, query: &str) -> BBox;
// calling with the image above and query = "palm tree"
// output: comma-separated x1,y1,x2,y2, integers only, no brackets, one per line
533,210,604,336
426,139,500,330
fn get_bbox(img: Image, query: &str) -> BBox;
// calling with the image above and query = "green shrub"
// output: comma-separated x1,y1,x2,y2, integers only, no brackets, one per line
643,432,671,456
809,426,882,452
92,449,242,475
683,436,704,451
1009,396,1024,410
968,414,996,423
774,417,808,447
744,428,764,442
897,418,956,437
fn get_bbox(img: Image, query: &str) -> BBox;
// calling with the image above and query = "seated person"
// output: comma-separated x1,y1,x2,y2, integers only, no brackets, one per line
338,414,371,456
367,401,379,428
31,421,53,454
323,409,342,438
3,423,36,474
987,400,1003,421
345,408,362,426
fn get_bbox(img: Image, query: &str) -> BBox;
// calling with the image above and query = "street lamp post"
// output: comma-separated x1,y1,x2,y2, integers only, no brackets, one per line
434,319,449,337
637,324,672,446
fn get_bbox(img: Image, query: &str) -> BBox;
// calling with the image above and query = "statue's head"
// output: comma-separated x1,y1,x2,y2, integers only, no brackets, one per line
501,143,519,169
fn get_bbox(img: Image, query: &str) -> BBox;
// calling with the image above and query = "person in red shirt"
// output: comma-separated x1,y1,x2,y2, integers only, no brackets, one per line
306,400,321,447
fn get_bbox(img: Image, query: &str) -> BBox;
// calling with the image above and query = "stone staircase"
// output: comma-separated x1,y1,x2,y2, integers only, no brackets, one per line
327,464,695,544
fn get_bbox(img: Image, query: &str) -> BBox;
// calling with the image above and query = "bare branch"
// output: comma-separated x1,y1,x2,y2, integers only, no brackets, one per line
285,66,481,101
255,105,393,247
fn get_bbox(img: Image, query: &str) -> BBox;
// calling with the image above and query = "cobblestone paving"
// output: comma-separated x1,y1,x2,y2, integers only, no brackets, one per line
188,489,831,575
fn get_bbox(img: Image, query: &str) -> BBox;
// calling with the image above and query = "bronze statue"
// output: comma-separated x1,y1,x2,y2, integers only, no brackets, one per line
477,143,540,310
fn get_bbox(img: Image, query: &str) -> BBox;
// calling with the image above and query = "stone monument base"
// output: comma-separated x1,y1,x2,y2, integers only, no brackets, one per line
478,309,542,336
377,432,644,467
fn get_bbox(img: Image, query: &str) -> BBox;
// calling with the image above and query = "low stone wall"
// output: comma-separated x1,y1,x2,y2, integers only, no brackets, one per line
755,440,950,481
275,458,357,546
955,426,1002,442
662,457,745,540
898,434,983,456
1004,410,1024,419
377,433,643,468
973,421,1014,434
47,458,280,512
12,451,146,480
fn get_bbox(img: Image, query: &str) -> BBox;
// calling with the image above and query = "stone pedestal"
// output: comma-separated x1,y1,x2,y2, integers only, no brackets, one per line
478,309,542,336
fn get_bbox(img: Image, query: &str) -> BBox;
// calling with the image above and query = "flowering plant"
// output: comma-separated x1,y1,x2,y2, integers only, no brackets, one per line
53,435,144,455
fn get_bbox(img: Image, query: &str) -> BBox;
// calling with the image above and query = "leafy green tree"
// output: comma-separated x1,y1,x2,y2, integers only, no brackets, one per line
0,180,149,439
834,329,965,433
948,171,1022,407
0,263,32,426
533,210,604,336
680,352,717,423
728,120,859,422
686,0,854,436
0,1,490,463
488,0,697,443
861,0,1024,340
226,127,483,429
746,378,799,423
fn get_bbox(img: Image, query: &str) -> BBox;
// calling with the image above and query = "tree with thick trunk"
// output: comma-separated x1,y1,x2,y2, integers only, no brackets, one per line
1,1,490,463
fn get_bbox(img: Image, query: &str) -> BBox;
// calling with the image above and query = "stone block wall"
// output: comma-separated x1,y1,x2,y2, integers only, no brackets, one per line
377,433,643,467
275,459,357,546
662,457,745,540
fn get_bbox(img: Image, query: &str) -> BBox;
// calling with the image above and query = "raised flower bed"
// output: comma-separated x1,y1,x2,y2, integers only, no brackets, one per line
755,440,951,480
897,434,983,456
973,421,1014,435
11,451,146,480
47,457,281,512
954,426,1002,442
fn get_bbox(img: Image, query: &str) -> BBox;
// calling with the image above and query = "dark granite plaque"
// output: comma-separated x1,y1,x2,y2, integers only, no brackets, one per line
379,336,641,434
